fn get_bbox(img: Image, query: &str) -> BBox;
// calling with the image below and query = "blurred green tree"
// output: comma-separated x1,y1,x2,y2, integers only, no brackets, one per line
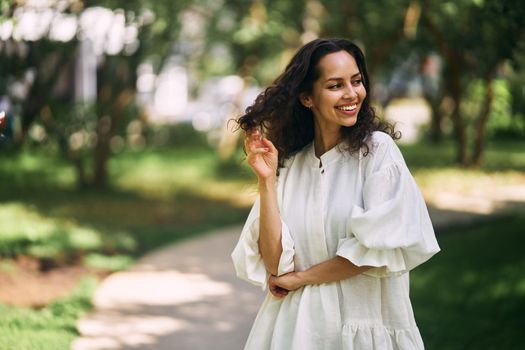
419,0,525,165
0,0,189,188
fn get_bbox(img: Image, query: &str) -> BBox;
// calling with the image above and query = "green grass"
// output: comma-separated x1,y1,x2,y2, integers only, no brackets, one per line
0,145,254,264
400,138,525,171
412,213,525,350
400,139,525,195
0,277,96,350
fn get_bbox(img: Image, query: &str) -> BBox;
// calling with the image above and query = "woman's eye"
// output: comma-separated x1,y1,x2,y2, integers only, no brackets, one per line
328,83,343,89
352,79,362,86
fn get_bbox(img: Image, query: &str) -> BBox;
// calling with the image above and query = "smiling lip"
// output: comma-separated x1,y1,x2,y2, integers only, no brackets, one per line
335,104,357,111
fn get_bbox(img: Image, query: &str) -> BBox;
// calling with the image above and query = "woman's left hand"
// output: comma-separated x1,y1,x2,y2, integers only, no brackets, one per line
268,272,305,298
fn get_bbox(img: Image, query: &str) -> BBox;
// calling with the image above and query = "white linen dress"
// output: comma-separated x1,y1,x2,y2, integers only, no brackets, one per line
231,131,440,350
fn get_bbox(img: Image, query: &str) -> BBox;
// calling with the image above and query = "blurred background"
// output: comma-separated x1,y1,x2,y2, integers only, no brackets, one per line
0,0,524,349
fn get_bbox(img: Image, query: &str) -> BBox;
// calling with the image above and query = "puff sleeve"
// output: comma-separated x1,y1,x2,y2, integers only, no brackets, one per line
231,197,295,290
336,137,440,278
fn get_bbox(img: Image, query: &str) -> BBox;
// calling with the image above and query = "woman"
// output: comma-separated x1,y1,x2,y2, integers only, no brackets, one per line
231,38,440,350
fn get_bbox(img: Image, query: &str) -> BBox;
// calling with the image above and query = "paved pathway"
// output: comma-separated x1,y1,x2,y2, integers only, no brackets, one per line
73,187,525,350
73,226,264,350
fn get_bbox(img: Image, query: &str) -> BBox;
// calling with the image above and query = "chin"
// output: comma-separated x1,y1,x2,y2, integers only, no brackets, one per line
342,118,358,127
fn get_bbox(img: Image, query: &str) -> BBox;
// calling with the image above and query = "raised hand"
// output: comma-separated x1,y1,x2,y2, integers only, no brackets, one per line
244,128,278,181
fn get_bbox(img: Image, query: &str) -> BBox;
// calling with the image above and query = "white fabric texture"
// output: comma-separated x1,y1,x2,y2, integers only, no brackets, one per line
231,131,440,349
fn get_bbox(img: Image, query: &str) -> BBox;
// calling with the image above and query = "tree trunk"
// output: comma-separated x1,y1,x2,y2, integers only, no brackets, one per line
472,72,495,166
20,46,74,139
422,8,468,164
92,78,113,189
93,116,111,188
450,97,467,164
422,89,444,143
70,151,88,189
447,64,468,165
92,88,133,188
429,97,443,142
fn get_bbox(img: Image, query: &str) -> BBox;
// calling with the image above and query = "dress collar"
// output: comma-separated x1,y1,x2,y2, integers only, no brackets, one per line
305,141,345,168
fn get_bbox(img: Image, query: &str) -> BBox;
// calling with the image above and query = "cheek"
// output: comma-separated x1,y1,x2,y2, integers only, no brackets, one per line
359,86,367,99
315,91,337,107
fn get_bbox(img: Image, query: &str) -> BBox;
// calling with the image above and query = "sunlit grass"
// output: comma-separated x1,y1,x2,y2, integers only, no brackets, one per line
0,277,96,350
400,139,525,197
0,203,136,262
0,150,75,190
0,145,252,263
111,147,256,205
400,138,525,171
413,168,525,195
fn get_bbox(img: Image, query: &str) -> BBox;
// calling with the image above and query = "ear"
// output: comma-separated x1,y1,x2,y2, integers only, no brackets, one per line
299,93,313,108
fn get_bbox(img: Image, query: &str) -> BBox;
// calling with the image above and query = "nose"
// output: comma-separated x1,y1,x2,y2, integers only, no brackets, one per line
343,83,357,99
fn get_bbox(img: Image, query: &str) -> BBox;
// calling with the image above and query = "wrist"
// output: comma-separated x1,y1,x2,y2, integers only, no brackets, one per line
296,270,310,287
258,177,277,191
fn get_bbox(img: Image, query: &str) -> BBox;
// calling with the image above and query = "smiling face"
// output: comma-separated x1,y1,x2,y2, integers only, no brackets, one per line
300,50,367,143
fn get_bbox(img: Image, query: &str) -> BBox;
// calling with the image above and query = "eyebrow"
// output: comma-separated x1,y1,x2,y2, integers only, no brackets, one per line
325,72,362,82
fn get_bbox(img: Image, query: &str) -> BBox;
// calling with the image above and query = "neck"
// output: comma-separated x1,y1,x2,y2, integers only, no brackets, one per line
313,124,341,158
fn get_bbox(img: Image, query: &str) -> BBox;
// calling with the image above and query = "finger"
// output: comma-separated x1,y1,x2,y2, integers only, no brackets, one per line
245,138,265,154
270,288,286,298
261,138,277,154
247,128,261,141
250,147,270,154
276,287,289,296
269,284,282,298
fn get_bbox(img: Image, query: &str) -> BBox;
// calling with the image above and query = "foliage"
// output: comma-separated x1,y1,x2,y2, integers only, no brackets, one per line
195,0,306,83
418,0,525,164
462,78,525,140
196,0,416,85
0,277,96,350
0,0,191,188
412,213,525,350
505,48,525,139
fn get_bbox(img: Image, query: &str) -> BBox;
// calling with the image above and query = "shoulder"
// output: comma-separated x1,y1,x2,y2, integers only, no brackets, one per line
362,131,406,172
367,131,398,152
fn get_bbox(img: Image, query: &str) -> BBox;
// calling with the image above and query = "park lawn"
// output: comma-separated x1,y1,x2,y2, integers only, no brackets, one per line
412,213,525,350
0,278,96,350
0,144,254,264
400,138,525,194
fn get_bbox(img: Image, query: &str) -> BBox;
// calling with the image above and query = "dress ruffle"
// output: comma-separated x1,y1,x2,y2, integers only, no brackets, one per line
337,237,406,277
342,323,424,350
336,162,440,277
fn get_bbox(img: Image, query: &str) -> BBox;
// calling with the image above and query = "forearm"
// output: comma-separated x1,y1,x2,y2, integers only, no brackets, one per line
258,178,282,275
299,256,373,285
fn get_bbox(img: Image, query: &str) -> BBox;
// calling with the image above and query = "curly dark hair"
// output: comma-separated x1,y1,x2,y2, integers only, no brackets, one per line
237,38,399,169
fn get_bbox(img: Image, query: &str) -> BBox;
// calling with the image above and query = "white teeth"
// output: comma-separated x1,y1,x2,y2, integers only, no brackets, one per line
337,104,357,111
